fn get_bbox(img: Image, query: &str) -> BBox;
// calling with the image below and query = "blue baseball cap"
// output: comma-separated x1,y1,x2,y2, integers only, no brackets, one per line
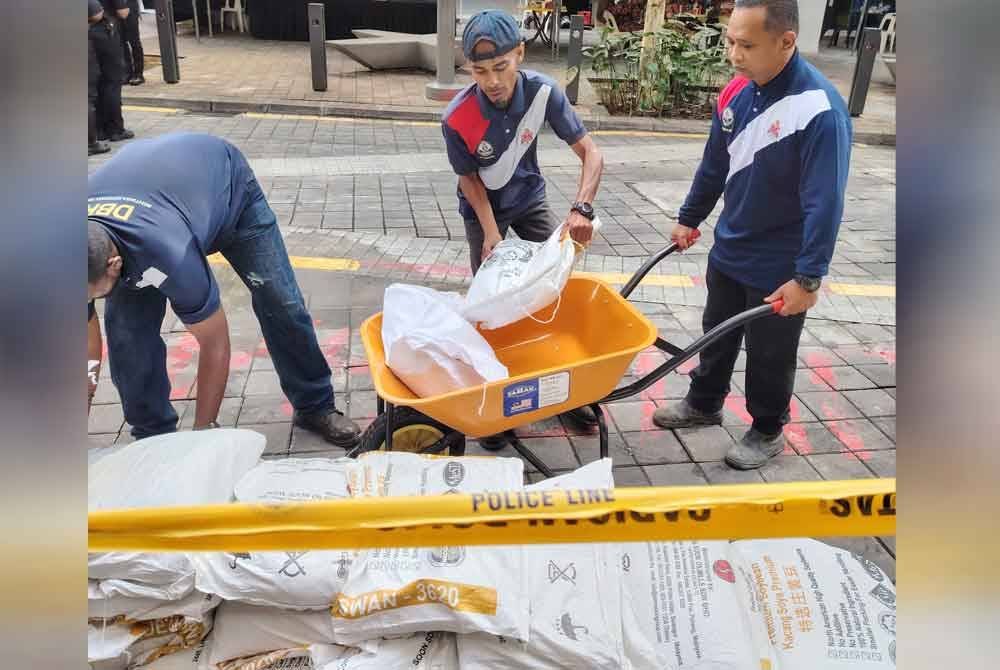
462,10,524,61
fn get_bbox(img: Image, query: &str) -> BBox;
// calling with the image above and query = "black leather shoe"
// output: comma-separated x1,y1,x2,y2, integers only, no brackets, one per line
89,141,111,156
652,399,723,429
561,406,598,426
129,75,145,85
293,407,361,448
108,129,135,142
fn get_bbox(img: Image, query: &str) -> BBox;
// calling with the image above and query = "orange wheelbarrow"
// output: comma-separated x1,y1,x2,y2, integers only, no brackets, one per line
354,234,783,477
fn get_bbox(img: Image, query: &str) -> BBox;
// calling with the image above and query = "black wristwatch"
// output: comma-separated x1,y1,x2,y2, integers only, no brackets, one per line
570,201,595,220
793,274,822,292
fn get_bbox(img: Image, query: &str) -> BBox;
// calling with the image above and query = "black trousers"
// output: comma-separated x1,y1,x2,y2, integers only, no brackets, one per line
88,34,100,145
90,19,126,136
121,4,143,80
686,262,806,435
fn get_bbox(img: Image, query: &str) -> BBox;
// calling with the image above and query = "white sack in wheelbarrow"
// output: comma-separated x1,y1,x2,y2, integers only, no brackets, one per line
462,217,602,330
381,283,508,398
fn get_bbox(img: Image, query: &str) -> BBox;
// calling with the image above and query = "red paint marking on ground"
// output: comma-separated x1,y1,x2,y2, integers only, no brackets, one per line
813,367,838,387
689,275,706,287
804,351,834,368
677,357,698,374
280,401,294,418
321,327,351,366
640,402,658,431
853,449,873,462
784,424,813,455
724,396,752,425
789,399,806,422
872,344,896,365
230,351,253,371
254,341,270,358
826,421,865,452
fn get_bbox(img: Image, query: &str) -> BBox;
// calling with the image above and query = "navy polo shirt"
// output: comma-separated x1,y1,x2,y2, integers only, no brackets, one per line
679,51,853,291
88,132,254,324
441,69,587,222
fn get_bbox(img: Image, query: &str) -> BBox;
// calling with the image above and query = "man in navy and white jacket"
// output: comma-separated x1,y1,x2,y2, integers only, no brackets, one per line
653,0,852,469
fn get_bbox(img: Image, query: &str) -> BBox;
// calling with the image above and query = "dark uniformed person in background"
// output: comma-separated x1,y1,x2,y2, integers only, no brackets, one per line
92,0,134,142
88,0,110,155
122,0,145,86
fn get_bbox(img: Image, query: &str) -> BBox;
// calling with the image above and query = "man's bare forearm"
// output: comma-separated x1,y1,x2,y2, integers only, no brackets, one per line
193,341,229,427
571,137,604,204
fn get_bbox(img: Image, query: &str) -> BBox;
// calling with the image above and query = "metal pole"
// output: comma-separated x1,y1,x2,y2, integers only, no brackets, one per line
851,0,870,52
425,0,465,101
566,14,584,104
154,0,180,83
848,27,880,117
551,2,561,60
308,3,328,92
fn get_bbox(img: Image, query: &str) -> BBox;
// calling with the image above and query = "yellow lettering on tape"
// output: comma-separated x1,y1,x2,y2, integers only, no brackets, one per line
332,579,497,619
88,479,896,552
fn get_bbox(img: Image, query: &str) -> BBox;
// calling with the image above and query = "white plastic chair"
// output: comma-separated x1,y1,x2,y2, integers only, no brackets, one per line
220,0,246,33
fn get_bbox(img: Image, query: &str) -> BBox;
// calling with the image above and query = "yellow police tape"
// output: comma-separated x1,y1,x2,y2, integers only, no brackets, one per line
89,479,895,552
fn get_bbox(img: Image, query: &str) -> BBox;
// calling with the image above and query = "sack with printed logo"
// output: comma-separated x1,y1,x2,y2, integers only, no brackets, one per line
333,452,529,645
381,283,508,398
462,217,602,330
457,459,624,669
729,538,897,669
347,451,525,498
616,540,768,670
234,457,353,503
311,633,458,670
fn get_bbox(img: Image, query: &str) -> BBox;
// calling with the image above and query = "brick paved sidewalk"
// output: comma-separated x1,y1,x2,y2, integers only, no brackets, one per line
129,19,895,142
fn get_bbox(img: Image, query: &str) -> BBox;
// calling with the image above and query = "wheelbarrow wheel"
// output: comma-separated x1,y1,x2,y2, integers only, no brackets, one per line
355,407,465,457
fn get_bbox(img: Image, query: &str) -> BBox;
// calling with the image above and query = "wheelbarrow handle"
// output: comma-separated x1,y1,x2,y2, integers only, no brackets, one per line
602,296,786,404
619,229,702,299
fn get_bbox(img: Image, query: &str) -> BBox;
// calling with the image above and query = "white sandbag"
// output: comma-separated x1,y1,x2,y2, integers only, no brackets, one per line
311,632,458,670
188,549,358,610
234,458,353,502
381,283,508,398
729,538,897,669
525,457,614,492
462,217,602,330
88,553,195,590
348,452,525,498
458,459,622,669
142,638,213,670
94,573,196,602
89,580,219,621
334,452,528,645
618,541,769,670
209,601,336,666
89,429,267,584
216,648,314,670
88,612,213,667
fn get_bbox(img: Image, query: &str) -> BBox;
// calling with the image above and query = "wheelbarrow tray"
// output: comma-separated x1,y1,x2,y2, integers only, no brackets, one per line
360,276,658,438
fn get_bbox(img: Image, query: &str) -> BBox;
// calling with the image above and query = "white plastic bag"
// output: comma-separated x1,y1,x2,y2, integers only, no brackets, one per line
463,217,601,330
382,283,508,397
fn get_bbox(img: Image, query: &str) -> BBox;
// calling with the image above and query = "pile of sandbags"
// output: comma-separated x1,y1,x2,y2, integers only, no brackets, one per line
88,430,266,669
92,437,896,670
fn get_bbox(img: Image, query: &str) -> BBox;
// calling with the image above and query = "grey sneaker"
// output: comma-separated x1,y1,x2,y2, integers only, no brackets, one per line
725,428,786,470
652,399,723,429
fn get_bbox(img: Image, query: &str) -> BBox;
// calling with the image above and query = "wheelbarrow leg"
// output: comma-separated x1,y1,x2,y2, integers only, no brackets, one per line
448,433,467,457
504,430,555,479
591,403,609,460
377,396,385,416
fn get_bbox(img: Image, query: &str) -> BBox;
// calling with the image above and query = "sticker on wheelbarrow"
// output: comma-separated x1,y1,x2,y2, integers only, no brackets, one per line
503,372,570,417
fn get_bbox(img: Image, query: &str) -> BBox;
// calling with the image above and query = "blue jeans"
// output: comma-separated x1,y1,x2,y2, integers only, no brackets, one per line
106,180,335,439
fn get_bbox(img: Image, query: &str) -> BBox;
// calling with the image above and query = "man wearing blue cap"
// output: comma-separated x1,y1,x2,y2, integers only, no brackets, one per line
442,9,604,273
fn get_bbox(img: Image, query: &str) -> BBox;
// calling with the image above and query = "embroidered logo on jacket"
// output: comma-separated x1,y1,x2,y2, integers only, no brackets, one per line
721,106,735,132
476,140,495,160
